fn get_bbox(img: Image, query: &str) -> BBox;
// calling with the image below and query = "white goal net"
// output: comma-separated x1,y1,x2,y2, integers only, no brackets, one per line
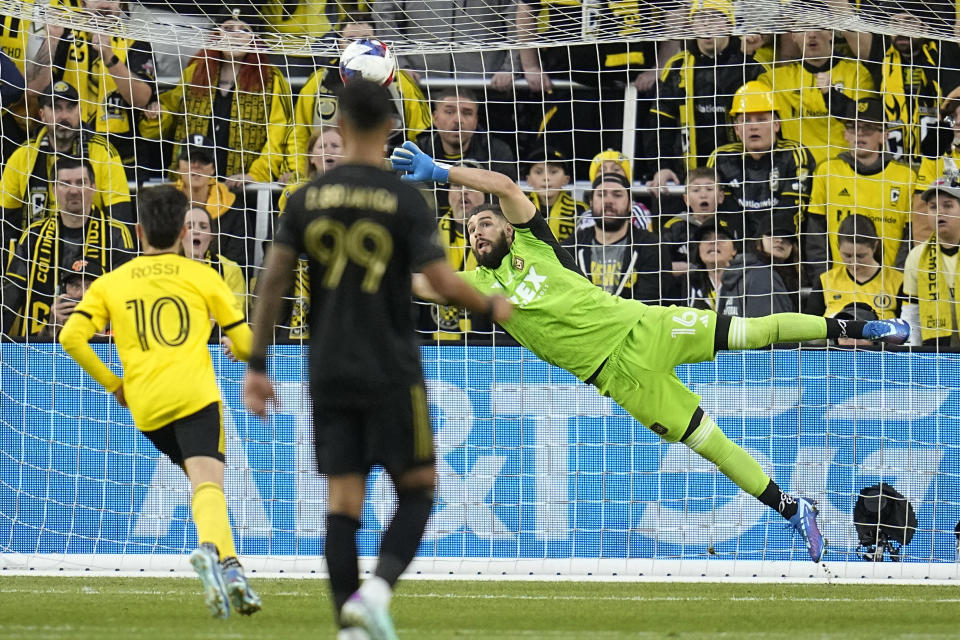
2,0,960,580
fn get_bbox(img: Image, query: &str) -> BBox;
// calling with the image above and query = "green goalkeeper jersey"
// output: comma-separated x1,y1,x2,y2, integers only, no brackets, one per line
459,213,644,380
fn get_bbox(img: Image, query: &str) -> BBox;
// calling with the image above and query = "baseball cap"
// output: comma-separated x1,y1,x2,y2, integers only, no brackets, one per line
523,145,571,177
37,81,79,108
588,149,633,183
177,134,216,166
756,214,797,238
834,302,879,323
689,0,735,25
693,220,734,243
842,97,885,126
61,258,103,286
921,175,960,203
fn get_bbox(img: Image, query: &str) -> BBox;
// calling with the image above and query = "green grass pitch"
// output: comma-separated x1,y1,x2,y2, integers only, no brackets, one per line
1,576,957,639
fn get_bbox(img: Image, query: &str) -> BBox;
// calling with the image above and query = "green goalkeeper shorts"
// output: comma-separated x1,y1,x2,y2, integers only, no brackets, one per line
593,305,718,442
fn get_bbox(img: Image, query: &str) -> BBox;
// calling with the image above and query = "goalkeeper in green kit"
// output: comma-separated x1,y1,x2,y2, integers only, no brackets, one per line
392,141,912,564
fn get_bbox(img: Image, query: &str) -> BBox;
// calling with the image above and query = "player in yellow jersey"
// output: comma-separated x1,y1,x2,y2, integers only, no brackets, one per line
59,185,262,620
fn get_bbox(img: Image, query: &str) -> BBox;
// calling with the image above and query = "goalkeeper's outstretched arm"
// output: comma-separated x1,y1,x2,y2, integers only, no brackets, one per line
391,141,536,225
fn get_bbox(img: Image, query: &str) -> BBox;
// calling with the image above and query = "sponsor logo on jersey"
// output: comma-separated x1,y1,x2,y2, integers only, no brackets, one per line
839,187,851,197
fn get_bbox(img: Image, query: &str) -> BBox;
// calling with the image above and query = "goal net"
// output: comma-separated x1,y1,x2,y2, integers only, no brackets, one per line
2,0,960,580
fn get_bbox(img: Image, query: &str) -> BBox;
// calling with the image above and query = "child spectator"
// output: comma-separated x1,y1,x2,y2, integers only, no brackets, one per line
180,206,247,314
685,224,738,311
523,145,586,244
40,259,104,340
661,167,731,275
717,218,798,317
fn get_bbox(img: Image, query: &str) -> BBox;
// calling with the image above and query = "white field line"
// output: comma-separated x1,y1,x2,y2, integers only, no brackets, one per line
2,587,960,604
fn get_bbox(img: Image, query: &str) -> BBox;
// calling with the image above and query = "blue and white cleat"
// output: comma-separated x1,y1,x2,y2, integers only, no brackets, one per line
340,591,399,640
189,543,230,619
789,497,827,563
862,318,910,345
223,565,262,615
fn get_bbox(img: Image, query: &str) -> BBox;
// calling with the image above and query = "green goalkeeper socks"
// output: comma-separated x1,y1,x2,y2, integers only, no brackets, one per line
684,413,770,498
726,314,828,350
685,411,801,520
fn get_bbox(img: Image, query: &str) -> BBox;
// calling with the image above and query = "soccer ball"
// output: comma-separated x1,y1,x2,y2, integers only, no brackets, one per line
339,38,396,86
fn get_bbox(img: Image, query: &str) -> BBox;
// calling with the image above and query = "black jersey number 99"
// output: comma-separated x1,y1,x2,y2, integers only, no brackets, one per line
304,217,393,294
125,296,191,350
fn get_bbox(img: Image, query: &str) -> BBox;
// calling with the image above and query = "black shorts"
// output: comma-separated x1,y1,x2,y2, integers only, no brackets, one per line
312,382,435,477
142,402,225,466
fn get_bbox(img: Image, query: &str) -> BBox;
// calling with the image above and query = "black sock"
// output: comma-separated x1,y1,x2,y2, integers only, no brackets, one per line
375,488,434,587
326,513,361,621
825,318,868,340
757,480,799,520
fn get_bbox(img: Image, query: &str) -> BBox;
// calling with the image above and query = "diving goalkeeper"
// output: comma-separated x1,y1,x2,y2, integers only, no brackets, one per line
392,141,911,563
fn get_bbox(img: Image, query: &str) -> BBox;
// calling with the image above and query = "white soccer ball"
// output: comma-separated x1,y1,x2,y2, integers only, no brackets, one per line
339,38,396,87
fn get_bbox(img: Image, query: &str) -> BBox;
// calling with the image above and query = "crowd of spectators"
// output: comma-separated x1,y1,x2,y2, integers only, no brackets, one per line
2,0,960,347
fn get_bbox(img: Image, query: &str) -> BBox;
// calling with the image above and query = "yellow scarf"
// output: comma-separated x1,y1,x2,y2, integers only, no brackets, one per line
916,237,960,342
178,63,270,177
17,211,108,336
680,51,697,173
176,178,236,220
433,214,475,339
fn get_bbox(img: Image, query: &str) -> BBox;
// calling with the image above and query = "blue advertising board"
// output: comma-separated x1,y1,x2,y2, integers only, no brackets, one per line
2,344,958,564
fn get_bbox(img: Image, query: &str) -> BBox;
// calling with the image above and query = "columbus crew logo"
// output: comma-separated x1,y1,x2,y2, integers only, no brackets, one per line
769,167,780,193
890,187,901,204
431,303,464,332
314,94,338,125
874,294,893,310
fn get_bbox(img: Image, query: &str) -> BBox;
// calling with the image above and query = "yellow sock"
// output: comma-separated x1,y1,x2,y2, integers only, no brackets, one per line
192,482,237,560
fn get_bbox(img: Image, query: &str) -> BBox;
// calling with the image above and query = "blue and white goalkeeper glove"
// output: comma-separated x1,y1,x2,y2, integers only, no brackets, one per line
390,141,451,184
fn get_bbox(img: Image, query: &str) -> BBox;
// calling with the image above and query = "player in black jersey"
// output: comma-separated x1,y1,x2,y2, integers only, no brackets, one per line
244,79,511,640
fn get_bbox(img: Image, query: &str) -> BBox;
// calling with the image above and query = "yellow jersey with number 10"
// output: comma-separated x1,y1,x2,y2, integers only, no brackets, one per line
64,253,248,431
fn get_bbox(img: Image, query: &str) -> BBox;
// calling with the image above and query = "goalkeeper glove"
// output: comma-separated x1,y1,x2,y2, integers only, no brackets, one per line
390,141,451,184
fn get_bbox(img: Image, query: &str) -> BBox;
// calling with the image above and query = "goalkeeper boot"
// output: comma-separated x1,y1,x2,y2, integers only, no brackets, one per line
340,591,399,640
862,319,910,345
189,542,230,619
222,559,262,616
789,497,826,563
